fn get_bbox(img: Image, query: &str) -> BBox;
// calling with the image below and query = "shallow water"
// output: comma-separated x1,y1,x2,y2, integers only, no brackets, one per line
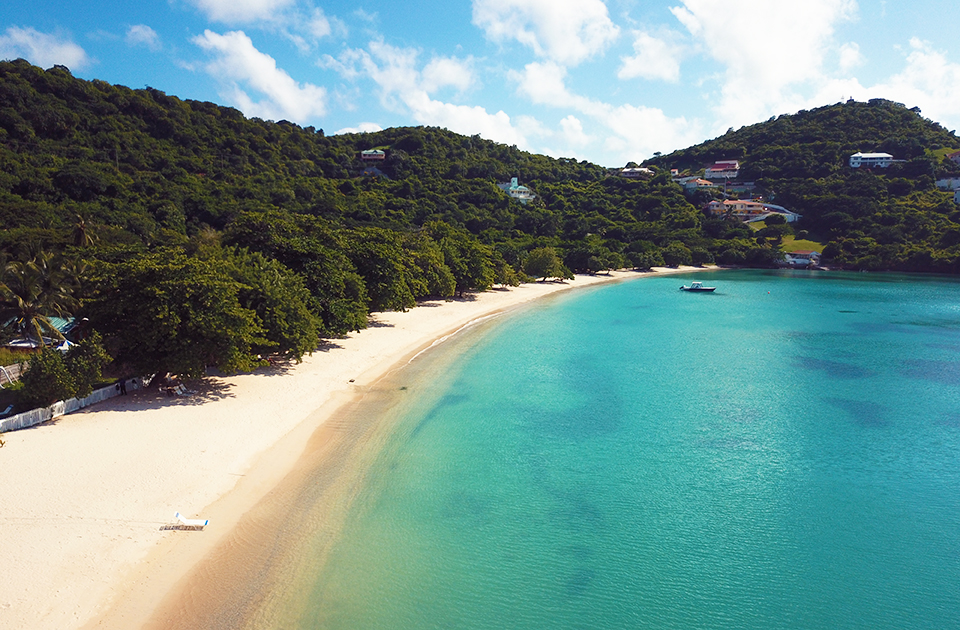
259,270,960,629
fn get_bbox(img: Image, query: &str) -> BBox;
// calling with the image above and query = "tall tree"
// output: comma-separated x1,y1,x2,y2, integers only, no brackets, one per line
229,248,321,361
83,249,264,379
523,247,565,281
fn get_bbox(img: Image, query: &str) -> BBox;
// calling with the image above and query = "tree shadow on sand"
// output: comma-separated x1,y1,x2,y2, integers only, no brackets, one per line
102,377,236,411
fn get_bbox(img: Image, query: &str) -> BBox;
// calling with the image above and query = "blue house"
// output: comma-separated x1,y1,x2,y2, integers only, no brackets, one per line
498,177,536,204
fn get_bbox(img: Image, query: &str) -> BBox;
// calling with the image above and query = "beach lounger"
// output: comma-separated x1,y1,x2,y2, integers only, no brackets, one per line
175,512,209,527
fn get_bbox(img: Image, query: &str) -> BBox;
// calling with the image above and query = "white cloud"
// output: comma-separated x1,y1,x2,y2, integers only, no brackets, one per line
326,40,528,148
421,57,474,95
510,61,701,164
192,30,327,122
509,61,584,107
306,8,333,39
187,0,345,53
559,115,592,147
283,7,346,53
618,31,683,82
125,25,161,51
186,0,296,23
838,42,864,72
669,0,858,127
335,122,383,134
0,26,90,70
472,0,619,66
868,39,960,133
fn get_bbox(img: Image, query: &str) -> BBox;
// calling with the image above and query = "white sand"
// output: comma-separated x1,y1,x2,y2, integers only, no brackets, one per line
0,268,708,630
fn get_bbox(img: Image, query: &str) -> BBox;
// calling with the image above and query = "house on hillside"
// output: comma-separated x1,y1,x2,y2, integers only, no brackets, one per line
947,150,960,166
936,177,960,191
498,177,536,204
783,251,821,267
621,167,654,179
704,160,740,180
3,316,78,352
849,152,894,168
681,178,717,192
360,149,386,161
705,200,800,223
955,189,960,204
705,199,767,220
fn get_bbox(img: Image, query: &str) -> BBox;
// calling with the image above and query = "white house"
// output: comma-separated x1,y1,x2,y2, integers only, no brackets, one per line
498,177,536,204
936,177,960,191
704,160,740,180
760,203,802,223
849,152,894,168
947,150,960,167
621,167,654,179
783,251,821,267
682,178,718,191
955,189,960,204
360,149,385,161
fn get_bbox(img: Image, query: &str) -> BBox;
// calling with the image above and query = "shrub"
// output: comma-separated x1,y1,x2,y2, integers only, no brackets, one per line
18,348,76,408
17,333,111,409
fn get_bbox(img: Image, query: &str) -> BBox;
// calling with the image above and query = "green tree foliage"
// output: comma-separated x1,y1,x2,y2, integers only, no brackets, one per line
424,221,495,296
223,210,369,335
3,58,960,375
228,249,321,361
18,347,75,407
17,332,111,408
64,331,111,398
524,247,567,281
83,249,264,378
662,241,693,267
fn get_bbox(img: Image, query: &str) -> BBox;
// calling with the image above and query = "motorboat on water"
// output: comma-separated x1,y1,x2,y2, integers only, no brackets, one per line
679,281,716,292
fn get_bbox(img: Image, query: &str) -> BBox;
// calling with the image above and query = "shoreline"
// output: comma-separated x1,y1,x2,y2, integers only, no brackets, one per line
0,267,713,630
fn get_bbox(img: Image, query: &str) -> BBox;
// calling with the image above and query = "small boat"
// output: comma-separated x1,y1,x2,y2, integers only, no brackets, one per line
680,281,716,292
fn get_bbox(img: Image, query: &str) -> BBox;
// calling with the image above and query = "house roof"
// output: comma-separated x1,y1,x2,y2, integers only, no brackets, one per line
850,152,893,159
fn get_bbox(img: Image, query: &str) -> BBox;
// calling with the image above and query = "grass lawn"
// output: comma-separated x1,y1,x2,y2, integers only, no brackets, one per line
747,221,824,252
781,235,824,252
0,348,32,368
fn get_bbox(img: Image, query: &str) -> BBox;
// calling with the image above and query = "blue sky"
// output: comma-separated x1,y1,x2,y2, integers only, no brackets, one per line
2,0,959,166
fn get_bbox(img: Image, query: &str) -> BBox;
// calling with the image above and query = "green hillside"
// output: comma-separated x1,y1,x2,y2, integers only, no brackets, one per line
645,98,960,270
0,59,770,387
4,59,960,392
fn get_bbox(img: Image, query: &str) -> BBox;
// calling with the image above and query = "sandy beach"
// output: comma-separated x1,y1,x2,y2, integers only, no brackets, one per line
0,268,709,630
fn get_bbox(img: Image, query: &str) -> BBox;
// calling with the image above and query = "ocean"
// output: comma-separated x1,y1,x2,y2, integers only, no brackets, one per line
241,270,960,629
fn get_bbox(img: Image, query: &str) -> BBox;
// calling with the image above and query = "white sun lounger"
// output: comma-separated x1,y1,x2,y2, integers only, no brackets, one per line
175,512,209,527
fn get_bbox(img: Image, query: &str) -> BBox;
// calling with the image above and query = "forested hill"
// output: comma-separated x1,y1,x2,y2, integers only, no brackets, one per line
645,99,960,270
3,59,780,382
0,57,736,270
5,59,960,382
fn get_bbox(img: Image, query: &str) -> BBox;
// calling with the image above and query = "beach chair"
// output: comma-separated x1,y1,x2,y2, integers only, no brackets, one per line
175,512,209,527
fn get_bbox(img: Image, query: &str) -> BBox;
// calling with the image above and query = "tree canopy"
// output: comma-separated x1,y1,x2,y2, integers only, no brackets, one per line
2,61,960,382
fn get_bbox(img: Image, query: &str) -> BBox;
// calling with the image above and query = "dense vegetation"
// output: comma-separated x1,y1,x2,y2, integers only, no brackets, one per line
2,59,960,397
645,98,960,271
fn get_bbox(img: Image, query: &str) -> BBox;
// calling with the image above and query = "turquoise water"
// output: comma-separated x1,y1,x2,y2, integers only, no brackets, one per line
288,270,960,629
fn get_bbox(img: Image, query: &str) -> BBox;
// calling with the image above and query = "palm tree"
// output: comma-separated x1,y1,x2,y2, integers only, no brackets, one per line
72,214,97,248
0,252,78,347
